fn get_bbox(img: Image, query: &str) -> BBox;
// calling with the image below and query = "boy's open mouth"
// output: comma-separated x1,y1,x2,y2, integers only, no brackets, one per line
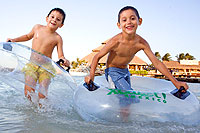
50,22,56,26
126,26,134,30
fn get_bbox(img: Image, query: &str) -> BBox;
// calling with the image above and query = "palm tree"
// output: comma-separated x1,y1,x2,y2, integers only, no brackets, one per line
162,53,172,61
71,61,78,69
71,58,87,69
155,52,161,60
176,53,196,61
176,53,185,61
185,53,195,60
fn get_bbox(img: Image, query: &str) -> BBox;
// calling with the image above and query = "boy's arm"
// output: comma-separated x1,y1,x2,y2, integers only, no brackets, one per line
85,39,115,84
143,41,189,90
7,24,37,42
56,36,70,67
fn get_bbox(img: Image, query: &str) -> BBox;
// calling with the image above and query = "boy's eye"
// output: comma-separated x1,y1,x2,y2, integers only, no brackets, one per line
131,17,135,20
56,18,61,21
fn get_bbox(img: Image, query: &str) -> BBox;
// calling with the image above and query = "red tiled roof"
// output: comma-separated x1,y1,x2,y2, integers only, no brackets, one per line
163,61,200,69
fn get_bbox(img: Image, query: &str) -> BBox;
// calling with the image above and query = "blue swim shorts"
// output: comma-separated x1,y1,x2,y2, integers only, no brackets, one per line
105,67,139,107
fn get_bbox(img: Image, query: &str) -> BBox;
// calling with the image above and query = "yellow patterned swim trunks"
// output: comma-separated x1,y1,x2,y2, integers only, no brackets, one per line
22,62,56,83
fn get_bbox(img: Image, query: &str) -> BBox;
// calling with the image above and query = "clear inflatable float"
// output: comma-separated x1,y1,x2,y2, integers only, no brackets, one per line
0,42,76,104
74,76,200,123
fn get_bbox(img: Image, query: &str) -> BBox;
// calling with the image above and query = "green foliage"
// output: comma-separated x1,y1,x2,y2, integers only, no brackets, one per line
71,61,78,69
175,53,196,61
129,70,148,75
155,52,161,60
185,53,195,60
162,53,172,61
155,52,196,62
71,58,87,69
175,53,185,61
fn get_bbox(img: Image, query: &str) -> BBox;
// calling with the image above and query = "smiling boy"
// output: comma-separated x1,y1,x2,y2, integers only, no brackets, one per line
85,6,188,121
7,8,70,104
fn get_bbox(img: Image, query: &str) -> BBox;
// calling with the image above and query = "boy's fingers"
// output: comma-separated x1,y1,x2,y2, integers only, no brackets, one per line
184,83,189,90
84,76,90,84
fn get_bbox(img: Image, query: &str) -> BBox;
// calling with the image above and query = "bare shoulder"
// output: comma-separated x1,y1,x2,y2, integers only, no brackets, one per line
54,32,63,44
33,24,43,29
55,32,62,40
106,33,121,47
137,34,150,49
31,24,45,33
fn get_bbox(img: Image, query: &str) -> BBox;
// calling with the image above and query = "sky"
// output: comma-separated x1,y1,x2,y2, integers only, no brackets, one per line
0,0,199,64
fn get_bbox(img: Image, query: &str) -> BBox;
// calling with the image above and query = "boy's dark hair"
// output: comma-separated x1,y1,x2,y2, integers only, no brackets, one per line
47,8,66,24
118,6,140,23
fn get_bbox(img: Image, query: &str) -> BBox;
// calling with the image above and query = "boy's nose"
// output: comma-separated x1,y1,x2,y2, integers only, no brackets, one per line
127,19,131,23
52,17,57,21
53,18,56,21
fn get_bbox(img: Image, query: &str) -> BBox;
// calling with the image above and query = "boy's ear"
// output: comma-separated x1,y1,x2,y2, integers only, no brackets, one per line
59,24,64,28
138,18,142,25
117,22,121,29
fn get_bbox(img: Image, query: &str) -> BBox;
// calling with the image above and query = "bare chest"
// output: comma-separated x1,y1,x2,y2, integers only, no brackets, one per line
32,31,57,56
33,30,57,46
114,42,141,57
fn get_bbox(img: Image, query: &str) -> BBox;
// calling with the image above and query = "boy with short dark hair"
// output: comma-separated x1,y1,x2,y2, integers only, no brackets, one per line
7,8,70,104
85,6,188,121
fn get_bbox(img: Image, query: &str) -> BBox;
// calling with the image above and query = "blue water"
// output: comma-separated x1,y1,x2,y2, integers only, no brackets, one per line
0,76,200,133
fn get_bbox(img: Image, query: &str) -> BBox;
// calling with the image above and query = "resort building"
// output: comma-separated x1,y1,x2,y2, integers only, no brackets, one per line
163,60,200,78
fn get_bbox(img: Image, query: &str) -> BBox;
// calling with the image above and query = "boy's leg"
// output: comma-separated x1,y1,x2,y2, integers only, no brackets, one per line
24,85,35,101
38,78,50,108
24,75,37,101
114,77,132,122
38,78,51,99
105,67,133,121
22,62,38,100
37,63,55,99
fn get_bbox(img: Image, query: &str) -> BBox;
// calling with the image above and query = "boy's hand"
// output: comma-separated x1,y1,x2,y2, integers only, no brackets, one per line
176,81,189,92
85,75,92,84
6,38,13,42
62,58,70,67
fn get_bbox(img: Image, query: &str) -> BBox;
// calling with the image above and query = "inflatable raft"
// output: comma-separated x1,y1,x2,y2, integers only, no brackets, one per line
74,76,200,123
0,42,76,103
